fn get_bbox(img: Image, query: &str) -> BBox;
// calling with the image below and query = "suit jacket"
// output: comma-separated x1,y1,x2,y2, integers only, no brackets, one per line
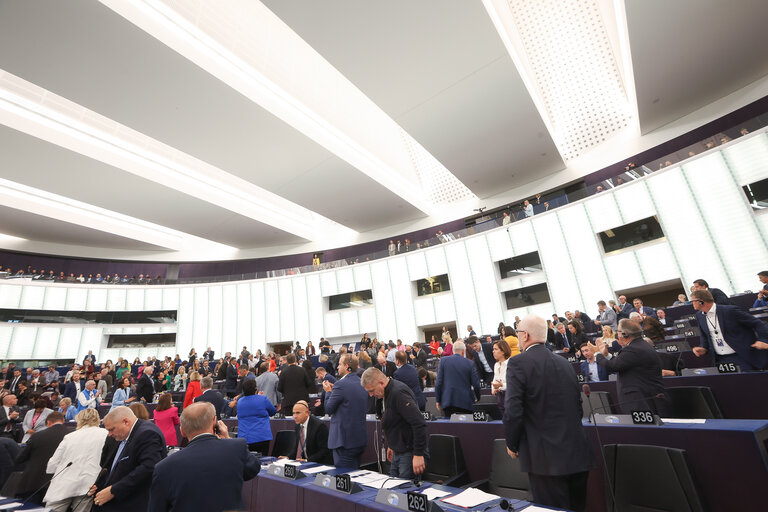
411,349,428,369
596,308,618,331
62,380,82,402
504,344,592,475
0,406,21,435
21,407,53,443
95,419,166,512
633,306,657,318
616,302,633,319
194,389,227,420
469,343,495,384
375,361,397,378
225,364,238,391
135,374,155,402
579,360,608,382
393,363,426,411
277,365,313,411
149,434,259,512
435,355,481,411
596,338,670,415
325,373,369,450
695,305,768,370
6,376,26,395
289,414,332,465
202,350,215,361
553,330,574,351
15,423,73,494
710,288,733,305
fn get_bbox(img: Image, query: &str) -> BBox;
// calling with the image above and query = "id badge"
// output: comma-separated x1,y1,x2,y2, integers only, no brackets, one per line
714,337,726,348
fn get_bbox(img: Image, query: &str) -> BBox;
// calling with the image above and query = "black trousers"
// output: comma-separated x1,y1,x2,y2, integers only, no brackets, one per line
528,471,589,512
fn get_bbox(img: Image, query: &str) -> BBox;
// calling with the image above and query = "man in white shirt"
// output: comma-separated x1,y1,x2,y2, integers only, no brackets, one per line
523,200,534,218
286,400,332,464
0,394,20,439
77,380,101,411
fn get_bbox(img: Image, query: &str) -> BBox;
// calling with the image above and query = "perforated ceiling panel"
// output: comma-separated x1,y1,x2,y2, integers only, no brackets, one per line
507,0,633,160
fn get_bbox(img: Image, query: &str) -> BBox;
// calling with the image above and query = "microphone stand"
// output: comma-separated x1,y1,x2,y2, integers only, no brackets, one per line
582,384,618,512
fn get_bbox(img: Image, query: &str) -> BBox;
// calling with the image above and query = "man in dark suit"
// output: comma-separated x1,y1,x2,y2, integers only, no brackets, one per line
691,289,768,371
90,406,166,511
614,295,633,319
5,369,25,395
313,367,336,416
629,311,666,342
62,373,82,403
202,347,215,361
553,322,574,352
375,353,397,378
225,359,238,397
409,342,428,369
149,402,259,512
135,366,155,403
278,353,314,412
435,341,481,417
83,350,96,366
591,319,671,416
468,336,495,385
194,376,227,420
692,279,732,305
15,412,71,504
324,354,369,468
631,298,657,318
578,343,608,382
504,315,592,512
287,400,332,464
0,394,21,440
393,351,426,411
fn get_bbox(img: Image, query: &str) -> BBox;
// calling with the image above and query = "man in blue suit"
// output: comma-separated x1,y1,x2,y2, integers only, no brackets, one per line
631,298,657,318
691,289,768,371
90,406,166,511
225,358,238,397
148,402,260,512
578,343,608,382
393,351,426,411
614,295,633,319
324,354,369,468
435,341,481,417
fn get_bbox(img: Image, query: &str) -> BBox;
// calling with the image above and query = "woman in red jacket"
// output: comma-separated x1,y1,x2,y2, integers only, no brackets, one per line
429,335,440,356
153,392,180,446
183,371,202,409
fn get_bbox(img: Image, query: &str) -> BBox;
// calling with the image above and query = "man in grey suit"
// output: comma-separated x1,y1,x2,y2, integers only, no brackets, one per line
594,300,617,331
504,315,592,512
254,362,280,409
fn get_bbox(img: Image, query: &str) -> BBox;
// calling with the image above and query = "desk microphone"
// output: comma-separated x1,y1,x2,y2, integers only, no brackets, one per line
581,385,617,512
583,383,667,416
481,498,509,511
19,461,72,507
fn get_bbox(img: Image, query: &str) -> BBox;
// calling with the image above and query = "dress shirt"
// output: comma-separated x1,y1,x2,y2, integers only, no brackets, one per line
705,304,735,355
493,359,508,391
297,417,309,458
587,360,600,382
475,349,492,373
3,406,12,431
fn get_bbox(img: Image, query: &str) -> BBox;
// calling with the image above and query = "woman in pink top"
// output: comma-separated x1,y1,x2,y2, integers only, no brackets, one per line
152,392,179,446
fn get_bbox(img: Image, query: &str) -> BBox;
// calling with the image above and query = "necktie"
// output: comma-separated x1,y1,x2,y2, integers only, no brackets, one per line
563,333,570,348
296,425,305,459
111,439,127,473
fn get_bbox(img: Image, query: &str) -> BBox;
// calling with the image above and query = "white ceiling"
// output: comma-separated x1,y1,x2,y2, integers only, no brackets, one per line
0,0,765,260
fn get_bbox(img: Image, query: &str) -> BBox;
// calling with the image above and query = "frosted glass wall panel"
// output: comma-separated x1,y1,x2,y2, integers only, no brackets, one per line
443,244,478,334
264,281,280,342
43,287,67,310
603,252,644,291
278,279,295,341
126,289,145,310
358,308,377,334
486,229,513,263
320,272,338,297
33,327,60,359
406,252,428,281
723,133,768,184
648,168,726,292
8,328,35,359
336,268,354,294
291,278,310,342
585,192,621,233
504,303,554,328
19,286,45,309
425,249,448,277
683,155,765,293
207,286,225,354
433,293,455,324
176,288,194,354
635,243,680,285
324,312,341,338
353,266,372,291
507,221,537,256
305,275,324,343
0,284,21,308
66,288,88,311
557,205,613,308
162,288,179,310
107,289,127,310
340,310,359,335
613,181,654,224
413,297,435,327
369,260,397,342
82,329,103,358
192,287,209,353
530,213,579,314
250,282,267,349
0,327,13,359
498,273,548,293
57,328,83,359
466,236,503,334
85,288,108,311
144,289,163,311
388,258,417,342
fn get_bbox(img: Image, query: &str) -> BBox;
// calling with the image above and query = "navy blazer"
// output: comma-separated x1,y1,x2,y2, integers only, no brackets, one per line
324,373,368,450
95,419,166,512
695,305,768,370
435,355,481,411
289,414,332,465
194,389,227,419
504,344,592,476
579,360,608,382
616,302,633,319
470,343,495,384
62,380,82,402
225,364,238,391
149,434,259,512
631,306,657,318
393,363,426,411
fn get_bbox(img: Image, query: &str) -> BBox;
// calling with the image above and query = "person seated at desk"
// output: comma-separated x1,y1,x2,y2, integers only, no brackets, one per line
579,343,608,382
285,400,332,465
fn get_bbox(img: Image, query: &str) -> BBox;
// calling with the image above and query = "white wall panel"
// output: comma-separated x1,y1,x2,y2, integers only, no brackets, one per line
0,327,13,359
66,287,88,311
222,285,238,352
443,244,477,334
340,309,359,335
724,133,768,184
425,248,448,277
126,289,145,310
207,286,225,354
336,268,354,294
413,297,435,327
0,284,22,309
353,265,372,291
43,287,67,310
85,288,107,311
192,287,209,353
433,293,455,324
250,282,266,349
57,328,83,360
635,243,680,285
506,221,537,255
357,307,377,334
33,327,60,359
603,251,644,291
278,279,295,341
291,278,310,342
176,288,194,355
305,275,324,343
107,288,127,310
369,260,397,342
465,236,503,335
585,192,621,233
613,181,655,224
498,272,548,293
264,281,280,342
324,312,341,338
19,286,45,309
406,252,428,281
144,288,162,310
388,257,418,342
530,212,579,314
9,327,35,359
486,228,513,263
320,271,338,297
162,288,179,310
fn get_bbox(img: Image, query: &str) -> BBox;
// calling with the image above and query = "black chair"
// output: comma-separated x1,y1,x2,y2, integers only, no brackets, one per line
603,444,704,512
473,403,502,421
0,471,22,498
463,439,531,500
422,434,469,487
666,386,723,419
477,394,497,405
581,391,614,419
270,429,296,457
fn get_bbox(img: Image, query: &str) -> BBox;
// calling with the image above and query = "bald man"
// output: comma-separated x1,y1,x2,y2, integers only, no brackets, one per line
286,400,332,465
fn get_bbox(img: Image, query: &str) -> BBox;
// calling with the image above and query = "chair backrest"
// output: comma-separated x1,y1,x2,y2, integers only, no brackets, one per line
488,439,531,500
666,386,723,419
603,444,704,512
473,403,502,421
423,434,468,486
425,396,442,418
581,391,614,418
477,394,497,405
271,429,296,457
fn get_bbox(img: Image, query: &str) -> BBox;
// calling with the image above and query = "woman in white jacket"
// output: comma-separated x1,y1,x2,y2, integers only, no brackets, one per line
44,408,108,512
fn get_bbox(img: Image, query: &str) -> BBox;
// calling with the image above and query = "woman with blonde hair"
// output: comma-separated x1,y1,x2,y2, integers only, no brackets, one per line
183,370,202,409
597,325,618,353
129,402,150,420
173,365,187,391
44,409,108,512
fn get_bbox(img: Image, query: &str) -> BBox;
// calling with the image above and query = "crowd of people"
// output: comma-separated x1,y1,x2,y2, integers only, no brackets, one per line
1,266,164,285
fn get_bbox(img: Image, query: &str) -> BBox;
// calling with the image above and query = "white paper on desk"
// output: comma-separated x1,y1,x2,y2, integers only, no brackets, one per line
661,418,707,424
519,506,567,512
442,488,499,508
346,470,369,477
351,473,388,484
271,458,298,466
419,488,452,500
0,502,22,510
301,465,334,474
364,478,410,489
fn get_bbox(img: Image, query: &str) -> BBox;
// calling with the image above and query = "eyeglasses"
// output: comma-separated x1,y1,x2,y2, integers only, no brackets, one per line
515,330,527,334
